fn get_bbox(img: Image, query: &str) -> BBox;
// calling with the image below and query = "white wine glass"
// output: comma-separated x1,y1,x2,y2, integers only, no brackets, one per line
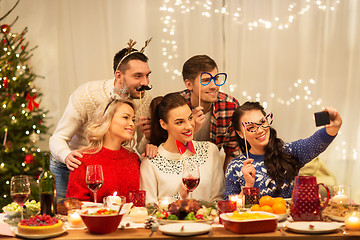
86,165,104,203
10,175,31,220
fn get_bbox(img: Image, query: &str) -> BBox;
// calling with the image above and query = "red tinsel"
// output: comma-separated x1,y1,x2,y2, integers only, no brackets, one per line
26,93,39,112
3,78,9,89
25,154,34,164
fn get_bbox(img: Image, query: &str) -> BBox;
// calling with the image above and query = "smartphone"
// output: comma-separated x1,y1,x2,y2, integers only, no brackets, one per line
314,111,330,127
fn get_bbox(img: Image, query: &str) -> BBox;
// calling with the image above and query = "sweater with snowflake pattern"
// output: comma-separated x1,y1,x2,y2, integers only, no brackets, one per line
223,128,336,199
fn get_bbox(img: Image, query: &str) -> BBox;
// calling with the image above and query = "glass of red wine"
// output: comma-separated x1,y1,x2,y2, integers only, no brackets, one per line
86,165,104,203
182,161,200,199
10,175,31,220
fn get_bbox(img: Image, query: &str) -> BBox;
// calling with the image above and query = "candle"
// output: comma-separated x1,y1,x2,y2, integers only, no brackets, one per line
158,197,175,210
345,211,360,231
129,207,148,223
332,194,349,204
229,195,243,209
68,210,85,228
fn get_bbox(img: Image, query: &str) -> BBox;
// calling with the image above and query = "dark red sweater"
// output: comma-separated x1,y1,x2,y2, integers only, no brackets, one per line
66,147,140,202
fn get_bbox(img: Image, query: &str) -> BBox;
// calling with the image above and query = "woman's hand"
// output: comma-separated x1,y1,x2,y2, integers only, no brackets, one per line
323,106,342,136
241,159,256,187
141,144,158,159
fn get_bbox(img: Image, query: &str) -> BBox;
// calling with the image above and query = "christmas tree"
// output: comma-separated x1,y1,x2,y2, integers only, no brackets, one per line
0,0,49,208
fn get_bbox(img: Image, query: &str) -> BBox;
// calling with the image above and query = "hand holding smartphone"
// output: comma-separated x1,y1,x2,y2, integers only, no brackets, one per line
314,111,330,127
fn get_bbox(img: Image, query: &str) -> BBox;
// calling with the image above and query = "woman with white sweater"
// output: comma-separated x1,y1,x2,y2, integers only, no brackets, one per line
140,93,224,204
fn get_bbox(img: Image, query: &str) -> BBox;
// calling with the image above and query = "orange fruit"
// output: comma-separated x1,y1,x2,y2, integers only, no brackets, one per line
273,197,286,206
250,204,261,211
260,205,273,213
272,202,287,214
259,195,274,207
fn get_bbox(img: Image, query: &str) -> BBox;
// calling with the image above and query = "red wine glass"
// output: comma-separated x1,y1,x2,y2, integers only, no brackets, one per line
182,161,200,199
10,175,31,220
86,165,104,203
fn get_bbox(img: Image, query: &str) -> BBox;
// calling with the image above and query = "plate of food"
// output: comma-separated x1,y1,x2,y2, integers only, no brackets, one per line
322,201,359,222
14,214,66,239
155,199,217,225
13,228,66,239
286,221,340,234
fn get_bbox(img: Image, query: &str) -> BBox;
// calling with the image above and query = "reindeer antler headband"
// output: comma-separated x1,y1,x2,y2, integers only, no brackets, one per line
115,38,152,71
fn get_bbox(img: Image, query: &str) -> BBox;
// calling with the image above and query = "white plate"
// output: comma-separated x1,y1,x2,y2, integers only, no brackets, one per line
286,221,340,234
81,202,103,208
277,212,288,222
159,222,211,236
326,214,344,222
13,228,66,239
158,218,213,225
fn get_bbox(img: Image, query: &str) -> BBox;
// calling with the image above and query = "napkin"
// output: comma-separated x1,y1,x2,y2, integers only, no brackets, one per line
0,223,15,237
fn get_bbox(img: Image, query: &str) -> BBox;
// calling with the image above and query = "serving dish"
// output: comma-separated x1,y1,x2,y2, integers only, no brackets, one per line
79,208,123,234
220,211,278,234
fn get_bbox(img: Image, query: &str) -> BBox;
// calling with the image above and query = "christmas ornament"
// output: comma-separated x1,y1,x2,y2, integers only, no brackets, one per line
29,131,39,144
25,93,39,111
24,154,34,164
4,141,13,152
11,117,17,124
1,24,10,34
3,77,9,89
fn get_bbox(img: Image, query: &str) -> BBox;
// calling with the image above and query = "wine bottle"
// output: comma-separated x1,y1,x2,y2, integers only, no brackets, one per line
39,154,57,216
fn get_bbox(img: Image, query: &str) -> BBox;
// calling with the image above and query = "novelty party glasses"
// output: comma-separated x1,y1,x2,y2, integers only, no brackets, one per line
200,72,227,86
243,112,273,132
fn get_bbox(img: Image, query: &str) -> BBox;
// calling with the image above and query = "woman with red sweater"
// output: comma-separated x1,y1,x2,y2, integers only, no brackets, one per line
66,99,140,202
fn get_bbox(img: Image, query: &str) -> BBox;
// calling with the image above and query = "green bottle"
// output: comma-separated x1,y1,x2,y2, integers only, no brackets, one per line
39,154,57,216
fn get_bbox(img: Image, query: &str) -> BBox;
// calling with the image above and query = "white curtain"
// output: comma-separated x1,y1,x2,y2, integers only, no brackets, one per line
2,0,359,202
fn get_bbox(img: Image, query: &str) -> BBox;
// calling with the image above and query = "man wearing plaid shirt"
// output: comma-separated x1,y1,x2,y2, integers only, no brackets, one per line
177,55,240,171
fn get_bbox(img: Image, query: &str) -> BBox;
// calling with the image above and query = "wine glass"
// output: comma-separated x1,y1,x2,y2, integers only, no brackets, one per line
86,165,104,203
10,175,31,220
182,161,200,199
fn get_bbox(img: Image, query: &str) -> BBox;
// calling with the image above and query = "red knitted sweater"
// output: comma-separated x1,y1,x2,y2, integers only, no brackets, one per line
66,147,140,202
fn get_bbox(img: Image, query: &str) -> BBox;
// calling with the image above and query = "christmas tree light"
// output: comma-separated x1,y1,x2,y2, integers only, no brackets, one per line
0,1,49,208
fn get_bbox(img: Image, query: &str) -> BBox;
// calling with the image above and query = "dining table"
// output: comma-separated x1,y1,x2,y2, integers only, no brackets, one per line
1,216,360,240
1,226,360,240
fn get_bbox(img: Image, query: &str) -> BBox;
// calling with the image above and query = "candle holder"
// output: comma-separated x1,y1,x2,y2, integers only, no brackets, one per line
243,187,260,208
229,195,243,210
128,190,146,207
345,210,360,231
217,200,237,224
332,185,351,205
158,197,175,211
68,210,85,228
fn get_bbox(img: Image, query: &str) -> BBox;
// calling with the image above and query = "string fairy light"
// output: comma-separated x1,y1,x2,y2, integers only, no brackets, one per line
158,0,357,163
159,0,341,78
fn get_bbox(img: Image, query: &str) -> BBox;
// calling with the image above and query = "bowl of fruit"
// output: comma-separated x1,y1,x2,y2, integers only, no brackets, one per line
249,196,288,221
2,200,40,217
221,211,279,234
80,208,123,234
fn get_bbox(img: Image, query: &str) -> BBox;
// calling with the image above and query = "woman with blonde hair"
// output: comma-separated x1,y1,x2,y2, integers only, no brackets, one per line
66,98,140,202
